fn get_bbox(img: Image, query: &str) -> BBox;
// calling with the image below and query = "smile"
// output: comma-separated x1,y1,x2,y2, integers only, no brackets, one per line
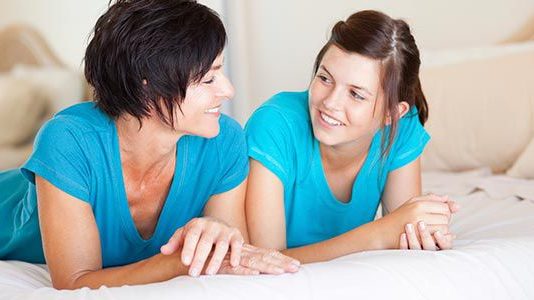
205,105,221,114
319,111,345,126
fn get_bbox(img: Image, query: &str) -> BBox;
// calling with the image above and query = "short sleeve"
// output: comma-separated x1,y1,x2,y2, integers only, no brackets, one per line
212,116,249,194
20,117,91,203
244,107,295,186
388,108,431,171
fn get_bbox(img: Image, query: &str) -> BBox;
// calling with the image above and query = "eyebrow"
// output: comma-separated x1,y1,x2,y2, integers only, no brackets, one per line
211,64,223,71
319,65,374,97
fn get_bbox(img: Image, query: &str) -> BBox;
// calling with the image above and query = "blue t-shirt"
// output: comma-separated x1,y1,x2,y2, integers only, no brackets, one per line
245,91,430,248
0,102,248,267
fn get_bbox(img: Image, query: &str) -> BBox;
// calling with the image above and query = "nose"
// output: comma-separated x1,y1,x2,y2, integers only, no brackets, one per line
322,88,343,111
218,74,235,101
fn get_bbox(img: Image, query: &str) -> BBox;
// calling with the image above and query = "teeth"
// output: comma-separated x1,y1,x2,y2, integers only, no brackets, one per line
205,106,221,113
320,112,343,126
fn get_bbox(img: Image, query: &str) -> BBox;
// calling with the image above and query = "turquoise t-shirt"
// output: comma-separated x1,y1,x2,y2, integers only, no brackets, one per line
245,91,430,248
0,102,248,267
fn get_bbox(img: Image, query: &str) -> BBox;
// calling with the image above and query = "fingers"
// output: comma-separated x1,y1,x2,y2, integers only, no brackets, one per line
229,230,244,267
422,213,450,227
418,222,437,251
399,233,408,249
259,248,300,273
447,199,461,213
420,201,451,218
434,231,454,250
405,223,421,250
177,218,248,277
218,264,260,276
240,245,300,274
411,193,448,203
205,239,229,275
189,232,217,277
181,226,202,267
427,224,450,235
160,227,184,255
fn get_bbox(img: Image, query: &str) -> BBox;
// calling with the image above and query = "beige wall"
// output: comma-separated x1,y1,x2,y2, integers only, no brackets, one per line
225,0,534,122
0,0,109,70
0,0,223,70
1,0,532,122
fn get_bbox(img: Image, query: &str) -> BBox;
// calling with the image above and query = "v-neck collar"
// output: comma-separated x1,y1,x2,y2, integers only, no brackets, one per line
111,123,189,244
311,135,379,211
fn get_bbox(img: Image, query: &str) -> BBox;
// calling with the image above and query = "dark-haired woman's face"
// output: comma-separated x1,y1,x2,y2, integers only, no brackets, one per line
172,54,234,138
309,45,385,148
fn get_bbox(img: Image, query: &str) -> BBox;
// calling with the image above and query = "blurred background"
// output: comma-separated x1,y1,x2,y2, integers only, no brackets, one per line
1,0,534,175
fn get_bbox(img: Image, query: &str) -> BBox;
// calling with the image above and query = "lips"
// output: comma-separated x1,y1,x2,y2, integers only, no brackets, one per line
205,105,221,114
319,110,345,126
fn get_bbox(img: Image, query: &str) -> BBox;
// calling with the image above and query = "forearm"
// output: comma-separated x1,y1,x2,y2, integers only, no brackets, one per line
281,217,401,264
61,252,188,290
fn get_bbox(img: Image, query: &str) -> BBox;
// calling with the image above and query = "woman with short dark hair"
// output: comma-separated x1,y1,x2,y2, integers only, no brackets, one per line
0,0,299,289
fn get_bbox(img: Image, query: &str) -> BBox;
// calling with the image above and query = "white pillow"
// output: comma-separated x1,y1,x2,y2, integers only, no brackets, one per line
507,138,534,179
420,42,534,174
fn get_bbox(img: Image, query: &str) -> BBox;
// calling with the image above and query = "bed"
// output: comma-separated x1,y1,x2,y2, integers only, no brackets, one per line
1,170,533,299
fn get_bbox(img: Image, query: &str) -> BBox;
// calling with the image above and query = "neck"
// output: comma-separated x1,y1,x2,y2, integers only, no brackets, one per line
116,115,182,179
319,137,372,172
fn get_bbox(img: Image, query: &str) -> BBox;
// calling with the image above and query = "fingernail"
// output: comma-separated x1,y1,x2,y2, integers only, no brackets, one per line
206,267,216,275
231,259,239,267
274,267,284,274
292,260,301,266
288,264,299,272
406,223,414,233
190,267,200,277
418,221,426,230
434,230,442,237
183,256,191,265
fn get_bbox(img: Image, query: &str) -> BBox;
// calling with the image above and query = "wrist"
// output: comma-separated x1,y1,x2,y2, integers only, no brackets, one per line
372,214,402,250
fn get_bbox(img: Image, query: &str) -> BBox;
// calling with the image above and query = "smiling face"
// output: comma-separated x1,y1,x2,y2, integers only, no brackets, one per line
171,53,235,138
309,44,386,148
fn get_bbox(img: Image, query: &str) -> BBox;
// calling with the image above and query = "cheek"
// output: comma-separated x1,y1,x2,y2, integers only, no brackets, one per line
308,80,325,106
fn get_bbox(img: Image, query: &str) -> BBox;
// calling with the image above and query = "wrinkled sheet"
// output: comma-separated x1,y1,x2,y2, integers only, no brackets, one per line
1,171,533,300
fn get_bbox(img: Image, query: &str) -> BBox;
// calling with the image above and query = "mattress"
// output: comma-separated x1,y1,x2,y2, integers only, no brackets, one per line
1,169,533,300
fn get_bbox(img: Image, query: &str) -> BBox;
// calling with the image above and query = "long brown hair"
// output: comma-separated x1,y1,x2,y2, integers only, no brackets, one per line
313,10,428,157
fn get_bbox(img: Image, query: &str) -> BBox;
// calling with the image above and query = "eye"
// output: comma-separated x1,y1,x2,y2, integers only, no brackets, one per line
202,76,215,84
350,90,365,101
317,74,332,84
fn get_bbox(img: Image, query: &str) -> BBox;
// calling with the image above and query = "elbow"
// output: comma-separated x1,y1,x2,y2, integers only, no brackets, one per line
51,272,95,290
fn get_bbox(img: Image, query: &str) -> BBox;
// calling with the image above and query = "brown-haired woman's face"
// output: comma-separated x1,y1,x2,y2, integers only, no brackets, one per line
309,44,385,148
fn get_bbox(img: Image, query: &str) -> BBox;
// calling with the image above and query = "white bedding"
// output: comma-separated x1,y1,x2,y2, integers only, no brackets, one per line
1,170,534,300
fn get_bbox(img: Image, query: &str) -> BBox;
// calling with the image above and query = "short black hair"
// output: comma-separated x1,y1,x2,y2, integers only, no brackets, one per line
84,0,226,126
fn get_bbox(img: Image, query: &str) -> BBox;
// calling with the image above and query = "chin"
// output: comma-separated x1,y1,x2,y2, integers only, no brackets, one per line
197,125,220,139
312,127,340,146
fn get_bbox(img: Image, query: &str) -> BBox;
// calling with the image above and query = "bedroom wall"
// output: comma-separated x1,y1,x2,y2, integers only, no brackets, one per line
0,0,224,70
0,0,532,122
225,0,534,122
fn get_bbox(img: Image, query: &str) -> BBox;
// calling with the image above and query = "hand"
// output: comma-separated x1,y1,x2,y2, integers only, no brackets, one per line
237,244,300,275
160,217,244,277
399,221,456,250
387,194,459,236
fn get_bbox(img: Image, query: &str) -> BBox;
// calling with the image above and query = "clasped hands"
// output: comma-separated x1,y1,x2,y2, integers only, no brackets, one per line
160,217,300,277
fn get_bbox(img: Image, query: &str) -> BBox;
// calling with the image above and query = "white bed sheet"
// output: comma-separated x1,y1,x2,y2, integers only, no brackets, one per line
1,171,533,300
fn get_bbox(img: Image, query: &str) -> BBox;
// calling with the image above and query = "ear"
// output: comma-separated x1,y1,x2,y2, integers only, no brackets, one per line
385,101,410,125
